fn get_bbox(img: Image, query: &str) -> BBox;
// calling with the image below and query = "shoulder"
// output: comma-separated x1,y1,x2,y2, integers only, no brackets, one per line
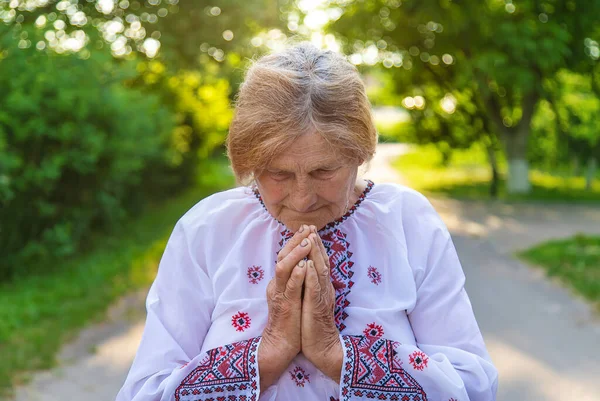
367,182,450,244
367,184,458,285
370,182,430,206
176,186,260,237
369,182,441,222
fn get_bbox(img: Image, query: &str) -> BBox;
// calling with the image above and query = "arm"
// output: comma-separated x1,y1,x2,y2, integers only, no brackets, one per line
338,193,498,401
117,219,318,400
115,220,262,401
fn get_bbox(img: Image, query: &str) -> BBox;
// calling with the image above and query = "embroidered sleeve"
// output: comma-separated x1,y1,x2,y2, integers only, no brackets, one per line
115,218,263,401
339,334,470,401
389,190,498,401
174,337,261,401
337,189,498,401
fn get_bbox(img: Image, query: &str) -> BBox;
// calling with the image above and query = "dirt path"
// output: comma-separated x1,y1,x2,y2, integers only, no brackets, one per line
12,143,600,401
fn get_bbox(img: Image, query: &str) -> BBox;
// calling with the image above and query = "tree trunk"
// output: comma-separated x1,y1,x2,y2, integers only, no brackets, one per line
585,157,597,191
479,87,538,195
484,136,500,198
502,126,531,194
440,148,452,167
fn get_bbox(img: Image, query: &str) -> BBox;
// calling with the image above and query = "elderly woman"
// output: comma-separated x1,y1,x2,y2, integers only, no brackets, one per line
116,43,498,401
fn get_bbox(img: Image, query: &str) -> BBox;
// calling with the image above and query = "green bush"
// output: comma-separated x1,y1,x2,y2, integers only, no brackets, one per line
0,44,177,280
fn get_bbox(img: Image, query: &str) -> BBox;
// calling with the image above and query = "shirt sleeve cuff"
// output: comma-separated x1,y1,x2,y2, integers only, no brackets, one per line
173,336,262,401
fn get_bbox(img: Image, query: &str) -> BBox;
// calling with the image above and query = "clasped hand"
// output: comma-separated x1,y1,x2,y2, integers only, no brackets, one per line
259,225,342,385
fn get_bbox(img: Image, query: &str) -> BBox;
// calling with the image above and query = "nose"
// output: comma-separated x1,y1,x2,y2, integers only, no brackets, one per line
289,178,317,213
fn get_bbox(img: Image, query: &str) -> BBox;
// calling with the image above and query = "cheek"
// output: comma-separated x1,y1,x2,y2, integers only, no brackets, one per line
314,177,352,204
258,177,288,204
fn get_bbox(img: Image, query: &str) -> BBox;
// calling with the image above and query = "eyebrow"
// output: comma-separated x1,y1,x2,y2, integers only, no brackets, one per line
267,164,341,172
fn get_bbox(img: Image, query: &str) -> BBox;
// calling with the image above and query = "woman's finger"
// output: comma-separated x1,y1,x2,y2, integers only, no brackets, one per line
304,259,320,297
277,225,311,263
309,233,331,290
285,261,307,299
315,231,330,271
275,238,311,293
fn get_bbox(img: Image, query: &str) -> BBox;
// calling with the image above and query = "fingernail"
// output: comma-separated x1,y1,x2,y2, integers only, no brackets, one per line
311,225,317,233
299,260,305,267
299,225,305,233
301,238,308,247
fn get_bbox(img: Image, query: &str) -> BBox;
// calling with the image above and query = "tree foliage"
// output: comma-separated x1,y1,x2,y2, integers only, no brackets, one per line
0,42,177,279
327,0,600,193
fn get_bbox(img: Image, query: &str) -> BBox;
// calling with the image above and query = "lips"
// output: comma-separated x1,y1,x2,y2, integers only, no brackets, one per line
286,205,322,214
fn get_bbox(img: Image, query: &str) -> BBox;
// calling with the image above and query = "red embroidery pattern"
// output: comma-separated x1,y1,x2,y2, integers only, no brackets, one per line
275,229,296,264
231,311,251,332
367,266,382,285
278,228,295,248
175,337,260,401
341,335,428,401
363,323,385,340
289,366,310,387
321,228,354,331
409,350,429,371
247,266,264,284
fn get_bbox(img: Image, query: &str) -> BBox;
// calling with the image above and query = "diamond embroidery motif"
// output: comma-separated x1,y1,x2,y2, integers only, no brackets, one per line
231,311,251,332
341,336,428,401
247,266,264,284
175,337,260,401
367,266,382,285
289,366,310,387
409,350,429,371
341,336,427,401
363,322,385,340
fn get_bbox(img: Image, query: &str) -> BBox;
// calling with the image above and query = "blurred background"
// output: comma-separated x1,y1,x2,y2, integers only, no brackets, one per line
1,0,599,400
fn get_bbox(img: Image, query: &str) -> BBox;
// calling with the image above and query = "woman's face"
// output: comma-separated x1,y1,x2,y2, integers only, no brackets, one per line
256,131,360,232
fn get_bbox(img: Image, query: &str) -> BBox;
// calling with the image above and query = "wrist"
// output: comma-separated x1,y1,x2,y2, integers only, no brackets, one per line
258,335,298,390
259,330,298,369
305,335,343,383
261,326,300,359
322,339,344,383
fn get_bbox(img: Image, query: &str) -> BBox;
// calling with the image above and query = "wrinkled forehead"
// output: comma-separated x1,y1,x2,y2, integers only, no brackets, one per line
266,131,346,171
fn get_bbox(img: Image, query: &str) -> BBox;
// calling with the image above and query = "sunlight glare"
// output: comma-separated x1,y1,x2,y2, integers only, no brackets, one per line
297,0,326,12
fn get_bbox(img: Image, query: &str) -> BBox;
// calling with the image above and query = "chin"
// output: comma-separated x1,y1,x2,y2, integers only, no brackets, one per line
280,212,329,232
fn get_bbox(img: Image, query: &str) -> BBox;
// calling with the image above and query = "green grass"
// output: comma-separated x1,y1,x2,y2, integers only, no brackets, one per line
0,159,234,397
393,144,600,203
518,235,600,311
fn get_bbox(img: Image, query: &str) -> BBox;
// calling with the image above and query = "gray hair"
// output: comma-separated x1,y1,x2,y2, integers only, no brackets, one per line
227,42,378,184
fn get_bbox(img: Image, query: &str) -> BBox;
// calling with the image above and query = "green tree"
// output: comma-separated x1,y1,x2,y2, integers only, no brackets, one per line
127,59,234,189
0,40,176,279
370,64,503,196
327,0,600,193
0,0,289,72
542,70,600,189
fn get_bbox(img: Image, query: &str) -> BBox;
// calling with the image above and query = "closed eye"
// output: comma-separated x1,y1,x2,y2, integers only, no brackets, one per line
311,168,339,179
268,170,292,181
